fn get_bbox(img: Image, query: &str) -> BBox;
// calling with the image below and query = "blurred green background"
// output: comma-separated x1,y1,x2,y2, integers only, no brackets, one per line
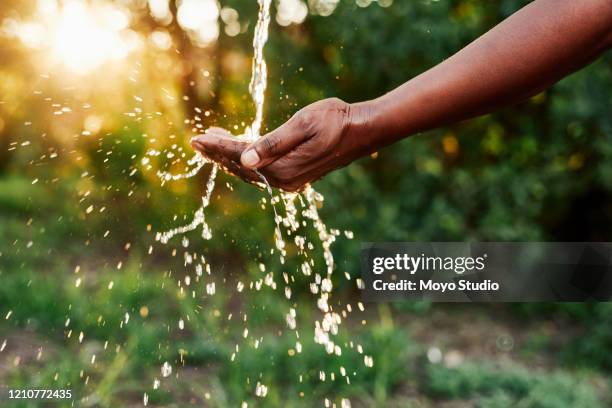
1,0,611,406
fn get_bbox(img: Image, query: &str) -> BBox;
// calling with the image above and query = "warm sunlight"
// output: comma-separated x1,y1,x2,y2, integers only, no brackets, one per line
50,2,135,73
9,0,139,74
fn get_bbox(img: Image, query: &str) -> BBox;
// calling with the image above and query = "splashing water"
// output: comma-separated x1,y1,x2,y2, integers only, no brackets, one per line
149,0,370,401
153,0,272,244
155,164,217,243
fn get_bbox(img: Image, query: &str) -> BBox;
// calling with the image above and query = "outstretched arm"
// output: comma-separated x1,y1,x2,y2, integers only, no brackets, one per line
192,0,612,192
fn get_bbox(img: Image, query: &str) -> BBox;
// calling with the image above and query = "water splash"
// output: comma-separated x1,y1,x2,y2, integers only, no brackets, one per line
149,0,369,401
155,164,217,243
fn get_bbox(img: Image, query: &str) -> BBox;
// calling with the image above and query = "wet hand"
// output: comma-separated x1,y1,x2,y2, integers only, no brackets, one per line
191,98,373,192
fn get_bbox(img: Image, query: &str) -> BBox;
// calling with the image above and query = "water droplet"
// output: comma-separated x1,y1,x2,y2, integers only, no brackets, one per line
161,361,172,377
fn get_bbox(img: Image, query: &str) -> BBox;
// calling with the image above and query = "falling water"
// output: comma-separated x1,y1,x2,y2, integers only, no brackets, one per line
245,0,271,142
152,0,273,244
148,0,370,402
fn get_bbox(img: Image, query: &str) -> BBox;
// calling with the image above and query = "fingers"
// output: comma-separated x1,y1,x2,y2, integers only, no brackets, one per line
256,154,313,192
203,146,261,185
241,113,313,169
189,125,316,191
191,128,247,162
191,128,260,184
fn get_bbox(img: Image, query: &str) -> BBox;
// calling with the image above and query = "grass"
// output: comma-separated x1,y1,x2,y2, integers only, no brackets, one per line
1,175,611,407
2,256,610,407
426,362,605,407
0,257,417,407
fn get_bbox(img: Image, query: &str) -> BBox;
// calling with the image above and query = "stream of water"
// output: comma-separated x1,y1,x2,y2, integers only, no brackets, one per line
147,1,372,403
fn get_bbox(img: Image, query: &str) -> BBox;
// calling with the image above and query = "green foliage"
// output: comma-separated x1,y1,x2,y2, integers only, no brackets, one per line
426,362,604,408
563,302,612,371
426,363,531,399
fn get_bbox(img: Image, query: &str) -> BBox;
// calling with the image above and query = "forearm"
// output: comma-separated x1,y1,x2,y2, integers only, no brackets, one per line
352,0,612,148
196,0,611,190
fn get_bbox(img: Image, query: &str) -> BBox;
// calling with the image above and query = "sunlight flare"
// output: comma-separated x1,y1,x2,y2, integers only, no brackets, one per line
8,0,139,74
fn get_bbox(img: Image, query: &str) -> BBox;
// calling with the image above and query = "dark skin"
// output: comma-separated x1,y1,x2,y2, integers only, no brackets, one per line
191,0,612,192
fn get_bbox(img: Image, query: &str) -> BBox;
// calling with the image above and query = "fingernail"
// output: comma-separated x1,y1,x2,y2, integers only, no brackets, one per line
241,149,260,168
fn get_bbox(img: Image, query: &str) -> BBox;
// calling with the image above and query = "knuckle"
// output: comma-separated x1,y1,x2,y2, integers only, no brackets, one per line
231,142,242,158
326,97,344,106
259,135,279,155
294,111,313,131
325,97,348,111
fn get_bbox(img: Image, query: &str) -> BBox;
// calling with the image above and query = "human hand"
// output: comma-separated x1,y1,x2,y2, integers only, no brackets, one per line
191,98,375,192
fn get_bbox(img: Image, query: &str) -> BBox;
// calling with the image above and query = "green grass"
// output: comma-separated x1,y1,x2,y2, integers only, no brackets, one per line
426,362,605,408
0,256,417,407
1,173,611,407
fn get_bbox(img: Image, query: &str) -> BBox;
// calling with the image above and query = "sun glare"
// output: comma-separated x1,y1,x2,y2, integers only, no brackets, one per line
7,0,138,74
50,2,134,74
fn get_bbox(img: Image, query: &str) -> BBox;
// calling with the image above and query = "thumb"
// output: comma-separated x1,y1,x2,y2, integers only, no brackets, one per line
241,114,312,169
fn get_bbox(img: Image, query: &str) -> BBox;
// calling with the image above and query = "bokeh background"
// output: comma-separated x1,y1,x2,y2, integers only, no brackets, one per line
1,0,611,406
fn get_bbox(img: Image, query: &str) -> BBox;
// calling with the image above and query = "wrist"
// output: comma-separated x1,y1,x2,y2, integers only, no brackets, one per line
345,99,385,151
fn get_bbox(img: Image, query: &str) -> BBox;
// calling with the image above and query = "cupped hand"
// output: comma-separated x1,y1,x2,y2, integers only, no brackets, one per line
190,98,374,192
